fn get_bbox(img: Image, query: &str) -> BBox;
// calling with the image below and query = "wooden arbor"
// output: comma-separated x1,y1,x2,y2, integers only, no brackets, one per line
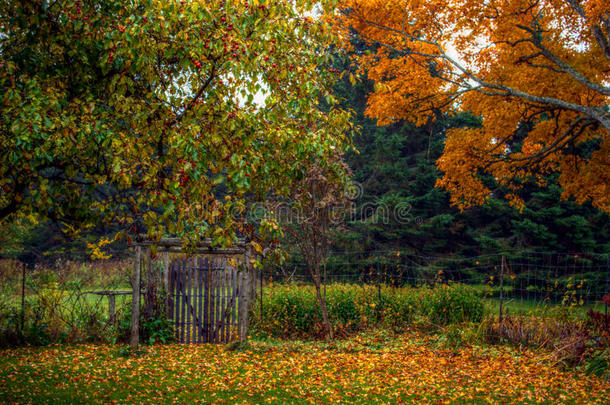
130,238,257,348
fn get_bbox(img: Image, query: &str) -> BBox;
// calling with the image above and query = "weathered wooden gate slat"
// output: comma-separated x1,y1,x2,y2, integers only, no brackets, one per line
182,259,187,343
171,261,177,340
180,259,186,343
225,266,231,342
194,259,199,343
216,262,221,343
217,260,222,342
217,260,222,343
210,261,217,343
168,260,174,328
226,267,232,342
167,255,251,344
196,258,203,343
172,260,177,341
203,258,209,343
230,267,236,340
220,261,226,342
176,259,181,342
186,260,191,344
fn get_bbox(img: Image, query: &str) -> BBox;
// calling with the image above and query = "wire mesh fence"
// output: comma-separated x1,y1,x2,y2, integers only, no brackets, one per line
1,248,609,339
264,251,610,313
0,249,133,344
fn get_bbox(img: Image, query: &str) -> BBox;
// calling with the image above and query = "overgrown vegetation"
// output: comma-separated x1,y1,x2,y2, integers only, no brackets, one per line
0,258,174,347
2,255,607,378
251,283,608,374
251,283,485,339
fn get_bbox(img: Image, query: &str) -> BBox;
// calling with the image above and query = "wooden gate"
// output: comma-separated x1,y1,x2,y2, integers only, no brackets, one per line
169,257,250,343
130,238,255,348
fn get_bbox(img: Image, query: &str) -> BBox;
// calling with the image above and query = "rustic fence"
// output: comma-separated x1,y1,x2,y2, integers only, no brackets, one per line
1,248,607,346
131,239,258,347
0,240,259,347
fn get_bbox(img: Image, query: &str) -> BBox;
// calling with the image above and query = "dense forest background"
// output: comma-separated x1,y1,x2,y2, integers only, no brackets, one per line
328,48,610,259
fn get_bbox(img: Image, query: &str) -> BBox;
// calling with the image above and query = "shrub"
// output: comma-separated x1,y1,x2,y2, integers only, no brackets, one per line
251,282,485,339
421,284,485,325
252,285,322,338
585,349,610,379
380,290,418,332
141,314,174,345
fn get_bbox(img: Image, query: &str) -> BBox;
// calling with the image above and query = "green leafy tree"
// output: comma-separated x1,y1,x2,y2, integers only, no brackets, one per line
0,0,352,246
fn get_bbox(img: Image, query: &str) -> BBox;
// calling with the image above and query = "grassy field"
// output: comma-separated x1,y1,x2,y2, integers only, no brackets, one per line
484,297,605,318
0,330,608,404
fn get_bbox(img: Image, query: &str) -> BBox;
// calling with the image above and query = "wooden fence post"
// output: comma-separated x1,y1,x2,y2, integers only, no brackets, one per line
130,245,141,349
247,245,256,303
163,251,170,317
237,269,250,343
163,252,170,293
144,247,154,319
238,247,252,343
108,294,116,326
499,255,505,323
20,262,26,333
604,255,610,326
237,270,246,343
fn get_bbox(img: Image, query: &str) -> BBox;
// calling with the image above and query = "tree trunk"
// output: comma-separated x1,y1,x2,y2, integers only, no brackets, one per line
312,270,333,341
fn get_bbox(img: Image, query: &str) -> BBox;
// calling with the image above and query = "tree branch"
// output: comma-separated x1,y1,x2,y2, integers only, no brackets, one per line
564,0,610,60
345,12,610,131
516,24,610,96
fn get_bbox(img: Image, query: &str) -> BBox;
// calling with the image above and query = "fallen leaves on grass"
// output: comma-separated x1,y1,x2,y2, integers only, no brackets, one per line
0,332,608,404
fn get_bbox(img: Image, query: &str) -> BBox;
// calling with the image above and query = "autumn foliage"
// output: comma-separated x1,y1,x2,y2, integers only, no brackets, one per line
1,333,608,403
338,0,610,213
0,0,352,246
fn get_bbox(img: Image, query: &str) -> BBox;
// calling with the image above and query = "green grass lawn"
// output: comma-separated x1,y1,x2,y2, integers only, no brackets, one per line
484,296,605,318
0,330,608,404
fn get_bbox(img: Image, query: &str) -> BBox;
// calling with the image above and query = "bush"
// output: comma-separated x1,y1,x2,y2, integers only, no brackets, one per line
141,314,174,345
379,290,418,332
420,284,485,325
252,285,322,338
251,283,486,339
585,349,610,379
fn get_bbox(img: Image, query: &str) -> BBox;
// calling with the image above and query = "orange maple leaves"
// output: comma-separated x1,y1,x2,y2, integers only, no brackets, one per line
1,333,608,403
337,0,610,213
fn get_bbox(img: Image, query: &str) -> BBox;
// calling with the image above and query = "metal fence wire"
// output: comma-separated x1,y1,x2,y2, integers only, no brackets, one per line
264,251,610,309
1,250,609,322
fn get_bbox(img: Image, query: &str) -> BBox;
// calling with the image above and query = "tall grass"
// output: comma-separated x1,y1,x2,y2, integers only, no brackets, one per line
0,259,132,346
250,283,486,339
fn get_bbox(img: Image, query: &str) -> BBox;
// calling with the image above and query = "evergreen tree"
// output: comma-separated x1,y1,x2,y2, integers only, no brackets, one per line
328,47,610,260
